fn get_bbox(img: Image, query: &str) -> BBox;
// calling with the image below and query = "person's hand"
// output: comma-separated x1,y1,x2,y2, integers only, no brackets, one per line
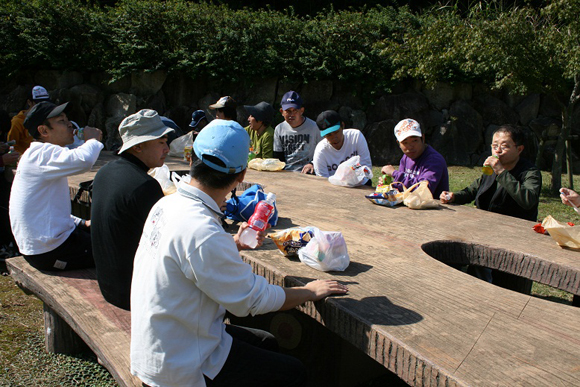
84,219,91,228
234,222,270,250
301,163,314,174
560,188,580,208
2,150,20,166
83,126,103,142
305,279,349,301
484,155,504,175
440,191,454,203
0,143,9,153
381,165,396,176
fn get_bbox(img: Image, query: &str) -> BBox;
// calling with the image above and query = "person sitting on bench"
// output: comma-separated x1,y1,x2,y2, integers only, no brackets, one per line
91,109,174,310
130,119,348,387
9,101,103,271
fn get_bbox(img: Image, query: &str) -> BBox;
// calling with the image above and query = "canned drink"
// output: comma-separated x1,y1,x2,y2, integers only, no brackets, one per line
184,146,193,162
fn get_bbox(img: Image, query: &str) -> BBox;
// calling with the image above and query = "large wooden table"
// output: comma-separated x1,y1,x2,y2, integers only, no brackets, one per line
69,154,580,386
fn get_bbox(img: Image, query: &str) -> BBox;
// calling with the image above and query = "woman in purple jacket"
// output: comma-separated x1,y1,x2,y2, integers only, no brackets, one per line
380,118,449,198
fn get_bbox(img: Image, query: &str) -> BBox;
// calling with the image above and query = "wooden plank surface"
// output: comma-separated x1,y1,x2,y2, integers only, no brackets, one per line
236,168,580,386
7,257,140,387
62,153,580,386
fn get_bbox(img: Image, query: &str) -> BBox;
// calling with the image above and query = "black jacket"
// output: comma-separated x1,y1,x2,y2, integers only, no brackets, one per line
91,153,164,310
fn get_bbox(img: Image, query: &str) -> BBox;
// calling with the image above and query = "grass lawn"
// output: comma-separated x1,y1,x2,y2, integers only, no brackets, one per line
1,166,578,386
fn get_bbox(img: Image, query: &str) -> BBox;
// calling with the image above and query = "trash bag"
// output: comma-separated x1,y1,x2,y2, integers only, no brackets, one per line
328,155,372,187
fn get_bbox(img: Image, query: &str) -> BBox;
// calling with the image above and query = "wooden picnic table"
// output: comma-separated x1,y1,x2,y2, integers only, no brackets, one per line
66,153,580,386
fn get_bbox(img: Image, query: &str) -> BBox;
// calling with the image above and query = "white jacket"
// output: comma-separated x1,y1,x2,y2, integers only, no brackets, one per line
9,140,103,255
131,181,285,387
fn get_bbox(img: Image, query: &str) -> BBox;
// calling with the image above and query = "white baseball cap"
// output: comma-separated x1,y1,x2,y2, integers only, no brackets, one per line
31,85,50,102
394,119,422,142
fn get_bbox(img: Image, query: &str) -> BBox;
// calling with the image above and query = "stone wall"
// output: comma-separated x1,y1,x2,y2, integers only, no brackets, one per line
1,69,578,169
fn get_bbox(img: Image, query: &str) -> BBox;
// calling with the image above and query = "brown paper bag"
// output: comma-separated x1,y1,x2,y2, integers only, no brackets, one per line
541,215,580,249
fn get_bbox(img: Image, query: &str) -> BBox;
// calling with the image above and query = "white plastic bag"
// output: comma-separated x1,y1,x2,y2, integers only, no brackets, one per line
402,181,440,209
248,158,286,171
149,164,179,195
328,155,373,187
168,131,194,159
298,227,350,272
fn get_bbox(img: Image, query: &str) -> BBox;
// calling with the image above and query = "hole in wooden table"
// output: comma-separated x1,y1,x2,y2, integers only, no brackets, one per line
421,240,577,305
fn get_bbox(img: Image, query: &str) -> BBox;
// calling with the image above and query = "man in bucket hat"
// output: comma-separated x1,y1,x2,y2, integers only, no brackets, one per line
244,101,275,159
9,101,103,271
91,109,174,310
379,118,449,198
130,119,348,387
273,90,321,173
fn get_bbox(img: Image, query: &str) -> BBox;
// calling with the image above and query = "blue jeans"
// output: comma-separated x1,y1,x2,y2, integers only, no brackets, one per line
205,324,307,387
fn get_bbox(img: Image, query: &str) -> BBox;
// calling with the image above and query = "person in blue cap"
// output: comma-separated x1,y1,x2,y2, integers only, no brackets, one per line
188,109,208,137
130,119,348,387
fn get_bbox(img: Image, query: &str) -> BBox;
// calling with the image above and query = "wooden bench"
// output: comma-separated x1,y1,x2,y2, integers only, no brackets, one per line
6,256,141,387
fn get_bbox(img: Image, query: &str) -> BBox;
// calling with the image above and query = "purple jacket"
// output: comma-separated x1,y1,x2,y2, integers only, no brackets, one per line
391,145,449,198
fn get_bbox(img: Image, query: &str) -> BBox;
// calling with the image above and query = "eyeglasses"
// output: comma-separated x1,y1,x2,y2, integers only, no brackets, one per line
491,144,512,152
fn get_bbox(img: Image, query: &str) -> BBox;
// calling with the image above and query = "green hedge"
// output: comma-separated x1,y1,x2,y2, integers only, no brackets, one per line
0,0,414,89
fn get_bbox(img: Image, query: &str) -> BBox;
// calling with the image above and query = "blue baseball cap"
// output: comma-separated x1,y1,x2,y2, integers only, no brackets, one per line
189,110,206,128
193,119,250,174
316,110,342,137
280,91,303,110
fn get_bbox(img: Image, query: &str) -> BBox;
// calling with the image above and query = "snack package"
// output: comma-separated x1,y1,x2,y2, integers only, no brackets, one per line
269,227,315,257
365,182,405,207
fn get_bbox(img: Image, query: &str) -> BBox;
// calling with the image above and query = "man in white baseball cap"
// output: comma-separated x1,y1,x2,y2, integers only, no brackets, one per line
8,85,52,154
130,118,348,387
380,118,449,198
91,109,174,310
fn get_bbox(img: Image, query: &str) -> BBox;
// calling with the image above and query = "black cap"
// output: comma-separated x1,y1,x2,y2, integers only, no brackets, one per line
23,102,69,138
316,110,342,137
244,101,274,123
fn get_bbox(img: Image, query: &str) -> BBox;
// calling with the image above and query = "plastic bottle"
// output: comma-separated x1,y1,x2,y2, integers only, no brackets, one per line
482,155,498,175
6,146,17,167
239,193,276,248
74,127,84,140
381,174,392,185
248,147,256,162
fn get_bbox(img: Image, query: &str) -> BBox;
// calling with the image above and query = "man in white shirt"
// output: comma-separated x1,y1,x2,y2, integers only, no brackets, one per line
273,90,321,173
131,119,348,387
9,101,103,271
313,110,373,185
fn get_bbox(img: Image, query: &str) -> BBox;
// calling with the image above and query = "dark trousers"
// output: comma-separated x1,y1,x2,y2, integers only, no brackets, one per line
0,172,14,247
205,324,307,387
23,225,94,271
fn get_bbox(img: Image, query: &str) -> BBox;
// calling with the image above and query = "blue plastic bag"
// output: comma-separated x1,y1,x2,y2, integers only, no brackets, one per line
224,184,279,226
